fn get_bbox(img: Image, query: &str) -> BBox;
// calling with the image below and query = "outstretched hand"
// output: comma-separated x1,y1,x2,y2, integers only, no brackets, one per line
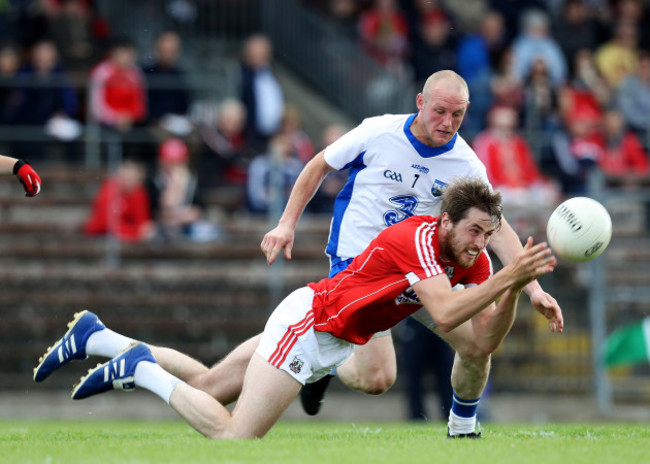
509,237,557,289
260,223,294,265
529,288,564,333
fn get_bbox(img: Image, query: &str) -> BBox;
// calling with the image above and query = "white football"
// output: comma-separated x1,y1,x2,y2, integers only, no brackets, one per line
546,197,612,262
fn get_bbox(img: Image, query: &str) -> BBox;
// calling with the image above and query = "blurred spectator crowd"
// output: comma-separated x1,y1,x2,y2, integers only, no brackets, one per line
307,0,650,195
0,0,649,242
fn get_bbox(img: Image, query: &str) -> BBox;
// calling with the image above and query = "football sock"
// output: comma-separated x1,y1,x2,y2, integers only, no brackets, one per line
134,361,182,404
448,391,480,435
86,329,134,358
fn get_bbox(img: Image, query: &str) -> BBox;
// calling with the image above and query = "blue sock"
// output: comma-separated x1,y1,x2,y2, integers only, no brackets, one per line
330,367,337,376
448,391,480,435
451,391,480,418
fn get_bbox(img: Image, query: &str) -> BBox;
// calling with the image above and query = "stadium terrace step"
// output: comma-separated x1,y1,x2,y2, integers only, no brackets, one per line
0,238,329,262
0,261,326,290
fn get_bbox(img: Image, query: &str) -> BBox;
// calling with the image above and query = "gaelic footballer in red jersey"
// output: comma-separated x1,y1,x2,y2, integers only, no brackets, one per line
36,177,556,440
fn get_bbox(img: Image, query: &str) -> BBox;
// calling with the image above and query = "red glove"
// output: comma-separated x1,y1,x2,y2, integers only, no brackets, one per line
13,159,41,197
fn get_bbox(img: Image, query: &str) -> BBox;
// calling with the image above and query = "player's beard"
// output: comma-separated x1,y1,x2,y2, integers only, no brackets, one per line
442,227,480,268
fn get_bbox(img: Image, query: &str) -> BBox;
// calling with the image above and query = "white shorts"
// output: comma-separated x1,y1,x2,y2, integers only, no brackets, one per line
255,287,354,385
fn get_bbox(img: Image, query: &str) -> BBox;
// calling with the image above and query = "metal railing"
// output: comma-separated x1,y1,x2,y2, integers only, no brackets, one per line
100,0,415,122
587,171,650,415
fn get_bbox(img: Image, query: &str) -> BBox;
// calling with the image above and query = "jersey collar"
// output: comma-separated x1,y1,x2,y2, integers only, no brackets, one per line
403,113,458,158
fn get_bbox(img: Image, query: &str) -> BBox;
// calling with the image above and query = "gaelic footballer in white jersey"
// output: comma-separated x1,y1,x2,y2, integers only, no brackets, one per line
323,113,490,270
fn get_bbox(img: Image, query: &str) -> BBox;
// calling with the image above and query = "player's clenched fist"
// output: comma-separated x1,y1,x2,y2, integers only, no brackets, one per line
13,159,41,197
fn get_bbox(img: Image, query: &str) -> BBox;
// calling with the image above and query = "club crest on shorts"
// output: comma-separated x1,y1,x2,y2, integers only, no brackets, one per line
431,179,448,197
289,356,304,374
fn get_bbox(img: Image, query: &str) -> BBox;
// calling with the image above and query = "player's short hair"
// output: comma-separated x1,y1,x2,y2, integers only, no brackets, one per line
440,177,502,229
422,70,470,103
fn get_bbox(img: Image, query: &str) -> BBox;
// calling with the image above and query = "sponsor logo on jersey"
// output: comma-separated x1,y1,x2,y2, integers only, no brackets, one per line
444,265,455,279
411,164,429,174
431,179,448,197
383,169,403,183
395,287,422,305
289,356,304,374
383,195,419,226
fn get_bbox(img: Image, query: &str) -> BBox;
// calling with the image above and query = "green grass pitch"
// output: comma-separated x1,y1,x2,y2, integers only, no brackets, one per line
1,420,648,464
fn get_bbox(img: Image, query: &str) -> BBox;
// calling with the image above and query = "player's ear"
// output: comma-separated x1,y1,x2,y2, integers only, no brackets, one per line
415,93,425,111
440,212,452,230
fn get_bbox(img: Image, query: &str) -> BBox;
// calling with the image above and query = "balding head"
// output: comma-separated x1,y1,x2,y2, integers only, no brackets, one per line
422,70,470,104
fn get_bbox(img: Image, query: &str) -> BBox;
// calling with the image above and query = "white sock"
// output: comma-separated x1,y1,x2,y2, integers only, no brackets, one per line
86,328,134,358
134,361,182,404
448,410,477,435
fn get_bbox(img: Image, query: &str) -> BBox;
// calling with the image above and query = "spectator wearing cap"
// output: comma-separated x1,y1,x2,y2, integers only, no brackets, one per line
147,138,217,242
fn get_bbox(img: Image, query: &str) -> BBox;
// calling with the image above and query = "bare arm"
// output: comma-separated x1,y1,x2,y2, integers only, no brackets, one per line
469,287,522,353
260,151,336,264
489,217,564,333
0,154,41,197
413,238,555,333
0,155,18,175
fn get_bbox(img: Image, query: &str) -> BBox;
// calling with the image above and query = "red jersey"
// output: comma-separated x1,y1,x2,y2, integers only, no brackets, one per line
472,130,548,189
89,60,147,126
308,215,492,344
84,178,151,242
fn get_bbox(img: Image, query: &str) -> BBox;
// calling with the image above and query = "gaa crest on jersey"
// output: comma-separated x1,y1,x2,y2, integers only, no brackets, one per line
289,356,304,374
444,265,455,279
431,179,448,197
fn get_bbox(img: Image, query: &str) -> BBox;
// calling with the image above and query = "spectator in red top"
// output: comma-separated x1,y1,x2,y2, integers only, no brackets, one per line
597,108,649,179
84,158,153,242
473,104,559,207
89,37,147,132
358,0,409,75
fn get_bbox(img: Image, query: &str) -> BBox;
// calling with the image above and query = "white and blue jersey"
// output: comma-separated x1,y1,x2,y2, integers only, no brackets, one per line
323,113,490,274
